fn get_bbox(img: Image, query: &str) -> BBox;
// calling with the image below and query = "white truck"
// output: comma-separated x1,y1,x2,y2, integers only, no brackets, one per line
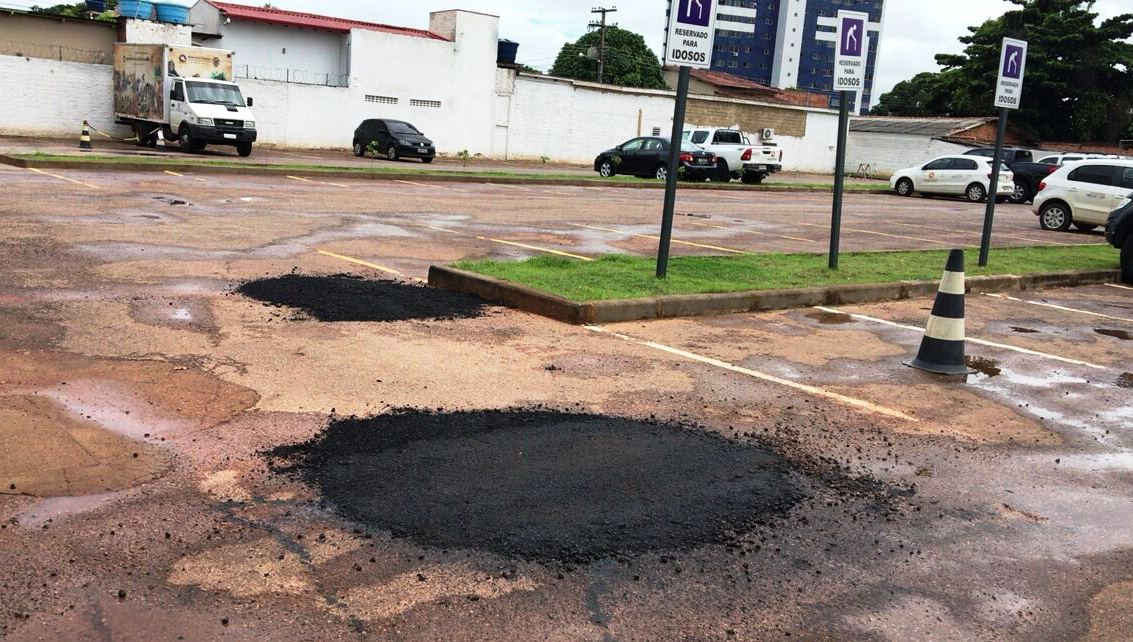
113,44,257,157
683,127,783,184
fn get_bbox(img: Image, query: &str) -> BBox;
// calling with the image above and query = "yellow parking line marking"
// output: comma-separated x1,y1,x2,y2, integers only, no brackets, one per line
322,181,348,188
27,167,100,189
813,306,1109,370
194,177,207,183
477,236,593,261
880,220,1073,246
584,325,918,422
687,220,816,243
572,223,750,254
495,183,532,191
396,180,430,188
163,170,184,177
797,221,971,247
984,293,1133,323
314,249,423,282
1105,283,1133,291
287,175,314,183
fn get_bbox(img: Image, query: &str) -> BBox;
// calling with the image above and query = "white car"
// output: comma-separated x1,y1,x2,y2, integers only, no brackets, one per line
1032,159,1133,231
890,155,1014,202
1035,153,1115,166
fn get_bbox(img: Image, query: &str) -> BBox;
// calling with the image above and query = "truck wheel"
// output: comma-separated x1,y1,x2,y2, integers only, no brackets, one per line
179,126,199,154
236,142,253,158
713,160,730,182
1122,234,1133,284
134,123,152,148
1008,182,1030,204
741,172,764,185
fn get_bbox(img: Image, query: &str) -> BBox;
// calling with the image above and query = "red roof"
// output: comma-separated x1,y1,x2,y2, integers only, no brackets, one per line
205,1,449,40
689,69,778,93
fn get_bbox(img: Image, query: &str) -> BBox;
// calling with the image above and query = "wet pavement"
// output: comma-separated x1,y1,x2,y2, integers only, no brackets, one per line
0,166,1130,641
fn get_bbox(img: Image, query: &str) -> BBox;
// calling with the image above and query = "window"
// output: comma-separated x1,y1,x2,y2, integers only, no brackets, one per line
410,99,442,108
1119,167,1133,189
1037,156,1058,165
642,139,664,152
170,80,184,102
365,95,398,104
714,131,743,144
1067,164,1116,186
690,131,709,144
922,159,953,171
621,138,644,152
953,159,979,170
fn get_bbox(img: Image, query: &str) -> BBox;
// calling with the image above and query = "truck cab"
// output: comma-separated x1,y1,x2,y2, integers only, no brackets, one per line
169,77,256,156
683,127,783,183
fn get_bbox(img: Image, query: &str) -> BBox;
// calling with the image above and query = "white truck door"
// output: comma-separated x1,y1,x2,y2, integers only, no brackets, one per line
169,80,187,132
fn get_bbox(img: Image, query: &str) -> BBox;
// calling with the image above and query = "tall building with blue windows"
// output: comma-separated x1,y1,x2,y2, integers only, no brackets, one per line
710,0,886,113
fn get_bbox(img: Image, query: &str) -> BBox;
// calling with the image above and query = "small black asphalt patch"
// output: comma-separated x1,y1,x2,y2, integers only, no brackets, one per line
268,409,807,565
236,273,487,322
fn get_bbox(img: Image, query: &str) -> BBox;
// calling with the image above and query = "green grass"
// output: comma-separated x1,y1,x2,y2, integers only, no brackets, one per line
9,153,884,190
455,245,1118,301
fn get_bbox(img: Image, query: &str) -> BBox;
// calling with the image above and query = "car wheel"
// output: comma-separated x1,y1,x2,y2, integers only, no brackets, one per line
655,164,668,181
895,177,913,197
1008,182,1030,204
1039,202,1073,231
965,183,987,202
1122,234,1133,284
1073,222,1099,232
421,157,434,164
352,141,364,157
386,145,399,161
598,160,615,178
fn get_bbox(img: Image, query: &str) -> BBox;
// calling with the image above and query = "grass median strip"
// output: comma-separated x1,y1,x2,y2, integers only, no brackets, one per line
455,245,1118,302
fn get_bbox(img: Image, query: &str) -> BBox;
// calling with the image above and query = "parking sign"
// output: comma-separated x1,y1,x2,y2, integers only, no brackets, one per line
833,10,869,92
665,0,717,69
995,38,1027,109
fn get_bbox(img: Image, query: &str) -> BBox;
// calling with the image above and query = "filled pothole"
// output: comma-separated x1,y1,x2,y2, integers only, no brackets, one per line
236,273,488,322
267,409,808,565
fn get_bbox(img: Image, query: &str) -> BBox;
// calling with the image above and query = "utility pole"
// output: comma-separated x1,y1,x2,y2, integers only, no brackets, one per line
589,6,617,84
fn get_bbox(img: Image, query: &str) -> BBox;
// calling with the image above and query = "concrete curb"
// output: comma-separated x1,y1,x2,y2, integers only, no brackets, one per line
428,266,1122,325
0,154,890,195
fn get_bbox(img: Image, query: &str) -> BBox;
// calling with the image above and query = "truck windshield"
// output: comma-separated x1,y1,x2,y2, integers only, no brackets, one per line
186,81,245,107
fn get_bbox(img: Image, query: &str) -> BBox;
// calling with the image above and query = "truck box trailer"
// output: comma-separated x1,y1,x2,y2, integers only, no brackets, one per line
113,44,258,156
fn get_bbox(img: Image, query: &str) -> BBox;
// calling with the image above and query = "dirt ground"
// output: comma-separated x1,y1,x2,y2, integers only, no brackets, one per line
0,164,1130,641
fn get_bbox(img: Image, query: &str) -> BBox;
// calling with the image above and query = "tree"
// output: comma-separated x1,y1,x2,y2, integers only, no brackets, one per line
31,1,117,20
549,26,666,90
872,0,1133,142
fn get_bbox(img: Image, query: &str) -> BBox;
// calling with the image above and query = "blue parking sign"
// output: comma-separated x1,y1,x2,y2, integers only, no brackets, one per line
676,0,712,28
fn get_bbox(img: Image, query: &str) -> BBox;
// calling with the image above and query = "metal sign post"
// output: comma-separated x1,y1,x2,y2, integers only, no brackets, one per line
828,10,868,270
980,37,1028,267
657,0,717,278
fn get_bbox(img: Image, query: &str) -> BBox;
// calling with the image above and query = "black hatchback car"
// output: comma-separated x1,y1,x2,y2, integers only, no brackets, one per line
1105,191,1133,283
353,119,435,163
593,137,716,181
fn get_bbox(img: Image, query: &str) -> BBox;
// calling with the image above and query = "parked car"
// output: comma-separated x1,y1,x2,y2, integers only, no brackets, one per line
1033,159,1133,231
1003,161,1060,204
890,155,1014,202
1035,153,1110,166
352,119,435,162
1104,192,1133,283
593,137,717,181
682,127,782,183
964,147,1033,165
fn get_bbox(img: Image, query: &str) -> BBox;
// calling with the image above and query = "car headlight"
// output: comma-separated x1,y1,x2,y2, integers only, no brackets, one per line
196,117,214,126
245,121,255,129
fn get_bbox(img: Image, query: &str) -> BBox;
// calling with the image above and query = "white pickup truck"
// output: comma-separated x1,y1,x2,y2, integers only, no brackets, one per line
683,128,783,184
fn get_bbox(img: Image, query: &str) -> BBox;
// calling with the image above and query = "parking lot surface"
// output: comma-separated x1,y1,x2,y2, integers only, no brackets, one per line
0,167,1129,641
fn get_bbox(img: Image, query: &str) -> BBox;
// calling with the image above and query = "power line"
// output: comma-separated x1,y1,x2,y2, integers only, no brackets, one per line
589,5,616,84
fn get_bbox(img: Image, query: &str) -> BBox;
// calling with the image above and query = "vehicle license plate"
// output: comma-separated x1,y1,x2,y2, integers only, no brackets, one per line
223,133,237,140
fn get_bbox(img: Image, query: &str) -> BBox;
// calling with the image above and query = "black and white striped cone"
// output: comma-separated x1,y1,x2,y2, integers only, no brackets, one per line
906,249,973,375
79,121,93,151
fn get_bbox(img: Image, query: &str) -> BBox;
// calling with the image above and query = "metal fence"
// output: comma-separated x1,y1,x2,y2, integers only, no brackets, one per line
0,39,110,65
234,64,349,88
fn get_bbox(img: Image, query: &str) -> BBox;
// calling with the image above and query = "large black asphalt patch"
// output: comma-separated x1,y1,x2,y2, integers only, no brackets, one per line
268,409,807,565
236,273,487,322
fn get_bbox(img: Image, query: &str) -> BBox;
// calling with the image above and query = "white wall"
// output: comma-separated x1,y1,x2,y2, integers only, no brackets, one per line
501,74,676,163
224,21,348,82
122,19,191,46
775,110,838,173
0,54,127,138
846,131,970,175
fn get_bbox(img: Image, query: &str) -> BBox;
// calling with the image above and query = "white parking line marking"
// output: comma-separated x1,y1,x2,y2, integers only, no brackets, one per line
1105,283,1133,291
984,293,1133,323
287,175,346,188
419,223,460,234
813,306,1109,370
584,325,919,422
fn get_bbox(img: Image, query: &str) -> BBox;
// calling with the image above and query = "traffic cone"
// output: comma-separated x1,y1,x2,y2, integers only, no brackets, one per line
155,128,166,150
906,249,973,375
79,121,93,151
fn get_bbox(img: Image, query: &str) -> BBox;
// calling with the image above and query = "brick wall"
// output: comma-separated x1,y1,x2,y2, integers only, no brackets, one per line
686,97,808,138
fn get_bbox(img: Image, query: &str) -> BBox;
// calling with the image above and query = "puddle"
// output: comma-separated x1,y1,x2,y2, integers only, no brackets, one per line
1057,452,1133,472
1095,329,1132,341
267,409,813,565
1118,373,1133,389
966,356,1001,378
805,311,854,325
236,273,489,323
171,308,192,321
17,490,129,528
1010,327,1039,334
128,297,216,334
39,380,192,439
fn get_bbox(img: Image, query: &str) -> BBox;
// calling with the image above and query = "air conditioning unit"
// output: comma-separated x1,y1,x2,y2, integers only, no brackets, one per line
762,128,775,141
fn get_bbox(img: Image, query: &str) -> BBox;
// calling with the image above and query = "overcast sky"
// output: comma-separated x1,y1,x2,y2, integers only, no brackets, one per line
3,0,1127,96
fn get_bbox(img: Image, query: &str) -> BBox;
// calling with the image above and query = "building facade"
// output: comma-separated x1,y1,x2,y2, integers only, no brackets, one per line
710,0,885,114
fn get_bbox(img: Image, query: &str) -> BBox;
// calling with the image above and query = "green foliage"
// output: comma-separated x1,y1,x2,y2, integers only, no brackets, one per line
31,0,118,20
871,0,1133,143
456,149,471,170
517,64,542,75
549,26,666,90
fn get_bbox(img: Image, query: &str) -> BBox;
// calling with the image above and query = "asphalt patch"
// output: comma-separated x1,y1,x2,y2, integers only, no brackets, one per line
268,409,807,565
966,356,1002,378
1117,373,1133,389
236,273,487,322
805,311,854,325
1095,328,1132,341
